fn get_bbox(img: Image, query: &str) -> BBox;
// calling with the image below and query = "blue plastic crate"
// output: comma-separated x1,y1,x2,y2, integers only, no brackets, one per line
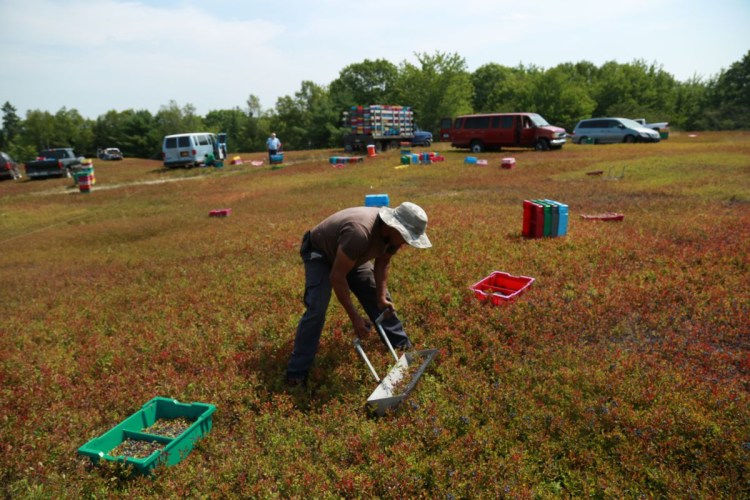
365,194,390,207
545,200,569,237
270,154,284,164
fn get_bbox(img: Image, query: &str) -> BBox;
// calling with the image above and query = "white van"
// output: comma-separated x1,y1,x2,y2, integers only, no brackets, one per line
162,132,225,168
571,118,661,144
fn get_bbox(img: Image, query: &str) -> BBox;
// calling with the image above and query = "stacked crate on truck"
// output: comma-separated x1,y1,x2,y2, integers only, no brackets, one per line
343,105,416,152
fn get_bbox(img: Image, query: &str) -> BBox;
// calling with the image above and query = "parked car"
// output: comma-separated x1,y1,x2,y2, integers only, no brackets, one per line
25,148,83,179
98,147,123,160
0,151,22,180
572,118,661,144
445,112,567,152
162,132,225,168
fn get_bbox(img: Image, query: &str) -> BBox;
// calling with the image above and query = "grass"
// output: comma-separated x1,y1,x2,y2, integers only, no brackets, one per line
1,133,749,497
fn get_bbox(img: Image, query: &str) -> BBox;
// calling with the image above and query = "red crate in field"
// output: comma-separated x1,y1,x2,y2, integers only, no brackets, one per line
470,271,535,305
209,208,232,217
522,200,545,238
580,212,624,221
501,157,516,169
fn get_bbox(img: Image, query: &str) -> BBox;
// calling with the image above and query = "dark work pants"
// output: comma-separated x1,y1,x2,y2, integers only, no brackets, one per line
286,233,409,379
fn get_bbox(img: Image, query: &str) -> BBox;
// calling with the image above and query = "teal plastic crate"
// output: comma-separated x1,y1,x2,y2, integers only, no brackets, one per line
78,397,216,474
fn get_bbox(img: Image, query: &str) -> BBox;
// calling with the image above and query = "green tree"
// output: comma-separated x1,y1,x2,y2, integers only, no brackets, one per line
329,58,399,110
394,51,473,133
1,101,22,148
153,101,204,141
592,60,677,122
471,63,548,113
528,64,597,130
205,108,248,153
93,110,129,153
705,50,750,129
272,81,337,150
242,94,268,152
21,109,57,151
53,107,94,155
673,77,708,130
121,110,158,159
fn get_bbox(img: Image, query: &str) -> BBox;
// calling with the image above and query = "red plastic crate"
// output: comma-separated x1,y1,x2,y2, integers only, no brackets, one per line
522,200,545,238
470,271,535,305
209,208,232,217
580,212,624,221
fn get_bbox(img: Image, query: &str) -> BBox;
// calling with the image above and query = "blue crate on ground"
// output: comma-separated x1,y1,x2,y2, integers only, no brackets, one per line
365,194,390,207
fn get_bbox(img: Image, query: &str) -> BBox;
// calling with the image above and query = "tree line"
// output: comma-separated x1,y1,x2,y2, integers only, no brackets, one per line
1,50,748,161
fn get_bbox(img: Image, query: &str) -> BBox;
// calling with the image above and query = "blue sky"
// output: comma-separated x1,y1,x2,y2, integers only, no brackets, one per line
1,0,748,119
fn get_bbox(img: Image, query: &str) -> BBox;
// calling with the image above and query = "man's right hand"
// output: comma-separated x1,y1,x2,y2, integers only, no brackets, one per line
352,315,372,339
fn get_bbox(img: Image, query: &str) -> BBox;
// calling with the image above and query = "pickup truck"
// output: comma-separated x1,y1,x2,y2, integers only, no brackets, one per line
25,148,83,179
634,118,669,131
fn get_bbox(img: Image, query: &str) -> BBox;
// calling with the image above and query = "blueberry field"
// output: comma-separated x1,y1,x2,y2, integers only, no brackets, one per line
1,132,749,497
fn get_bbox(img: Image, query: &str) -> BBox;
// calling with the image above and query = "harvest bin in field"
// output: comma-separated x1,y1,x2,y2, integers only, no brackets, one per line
78,397,216,474
470,271,535,305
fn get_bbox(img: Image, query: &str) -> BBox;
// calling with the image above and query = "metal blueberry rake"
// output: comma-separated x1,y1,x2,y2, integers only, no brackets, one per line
353,311,438,416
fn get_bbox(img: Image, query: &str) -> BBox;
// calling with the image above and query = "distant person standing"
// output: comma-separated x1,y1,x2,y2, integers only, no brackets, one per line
266,133,281,163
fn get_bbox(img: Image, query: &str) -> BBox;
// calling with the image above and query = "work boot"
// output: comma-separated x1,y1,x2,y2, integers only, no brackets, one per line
285,375,307,388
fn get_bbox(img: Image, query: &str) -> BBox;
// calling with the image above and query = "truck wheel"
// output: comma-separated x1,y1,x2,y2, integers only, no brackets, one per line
423,139,432,148
389,140,399,151
577,136,590,145
470,141,484,153
534,139,550,151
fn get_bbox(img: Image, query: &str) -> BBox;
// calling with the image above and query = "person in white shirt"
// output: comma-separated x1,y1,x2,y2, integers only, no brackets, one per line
266,133,281,163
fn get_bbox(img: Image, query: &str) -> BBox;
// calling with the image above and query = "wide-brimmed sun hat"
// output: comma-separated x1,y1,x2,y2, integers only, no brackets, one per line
379,202,431,249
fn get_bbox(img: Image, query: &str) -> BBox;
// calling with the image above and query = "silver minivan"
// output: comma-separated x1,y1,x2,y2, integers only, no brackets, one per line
572,118,660,144
162,132,225,168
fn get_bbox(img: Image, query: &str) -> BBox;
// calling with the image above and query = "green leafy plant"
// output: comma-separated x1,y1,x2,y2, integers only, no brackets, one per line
1,133,748,497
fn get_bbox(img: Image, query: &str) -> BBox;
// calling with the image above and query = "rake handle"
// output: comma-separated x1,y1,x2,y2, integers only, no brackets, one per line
374,310,400,363
353,338,380,382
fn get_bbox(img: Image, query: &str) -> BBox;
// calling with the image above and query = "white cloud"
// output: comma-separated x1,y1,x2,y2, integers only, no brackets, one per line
1,0,748,118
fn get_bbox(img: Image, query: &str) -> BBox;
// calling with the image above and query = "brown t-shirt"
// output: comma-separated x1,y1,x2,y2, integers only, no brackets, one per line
310,207,387,266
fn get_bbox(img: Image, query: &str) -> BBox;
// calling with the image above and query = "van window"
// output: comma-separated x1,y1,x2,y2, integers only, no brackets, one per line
178,136,191,147
454,118,463,129
580,120,604,128
198,135,209,146
165,137,177,148
501,116,514,129
491,116,500,128
465,116,490,129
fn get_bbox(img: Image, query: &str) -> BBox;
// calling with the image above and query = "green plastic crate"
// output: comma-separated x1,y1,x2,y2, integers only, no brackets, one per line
78,397,216,474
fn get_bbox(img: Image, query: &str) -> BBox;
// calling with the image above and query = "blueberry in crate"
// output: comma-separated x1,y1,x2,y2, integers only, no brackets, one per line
78,397,216,474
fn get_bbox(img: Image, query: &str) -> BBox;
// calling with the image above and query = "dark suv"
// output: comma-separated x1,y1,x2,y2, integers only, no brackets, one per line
0,152,22,180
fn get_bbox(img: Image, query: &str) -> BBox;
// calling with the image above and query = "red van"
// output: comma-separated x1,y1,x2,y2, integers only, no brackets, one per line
444,112,567,152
